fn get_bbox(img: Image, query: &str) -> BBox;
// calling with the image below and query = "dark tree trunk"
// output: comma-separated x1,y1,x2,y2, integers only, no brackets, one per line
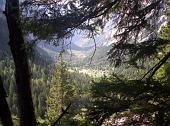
5,0,36,126
0,75,13,126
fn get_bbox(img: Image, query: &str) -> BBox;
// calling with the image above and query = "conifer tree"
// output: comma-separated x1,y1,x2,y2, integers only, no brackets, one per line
46,60,74,124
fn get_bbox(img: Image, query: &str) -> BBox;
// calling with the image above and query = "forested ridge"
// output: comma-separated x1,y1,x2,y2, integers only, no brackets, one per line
0,57,93,125
0,0,170,126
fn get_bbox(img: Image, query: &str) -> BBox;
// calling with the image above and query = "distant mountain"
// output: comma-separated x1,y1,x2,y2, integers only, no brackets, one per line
70,42,93,51
69,44,112,67
38,42,67,53
0,12,113,66
32,46,53,64
0,12,10,58
37,40,94,59
71,22,116,48
85,45,111,65
0,14,52,64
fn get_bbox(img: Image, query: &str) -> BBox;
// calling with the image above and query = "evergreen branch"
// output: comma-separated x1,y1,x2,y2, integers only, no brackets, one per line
90,0,120,19
141,61,160,80
52,103,71,126
148,51,170,79
141,51,170,80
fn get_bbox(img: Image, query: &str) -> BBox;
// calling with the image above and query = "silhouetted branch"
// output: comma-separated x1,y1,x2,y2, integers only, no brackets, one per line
148,51,170,79
52,103,71,126
141,51,170,80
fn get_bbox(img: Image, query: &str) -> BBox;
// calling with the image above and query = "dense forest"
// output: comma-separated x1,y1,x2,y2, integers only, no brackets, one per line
0,0,170,126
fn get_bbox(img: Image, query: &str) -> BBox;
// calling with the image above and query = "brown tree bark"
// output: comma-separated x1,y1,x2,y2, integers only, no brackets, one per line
0,75,13,126
5,0,36,126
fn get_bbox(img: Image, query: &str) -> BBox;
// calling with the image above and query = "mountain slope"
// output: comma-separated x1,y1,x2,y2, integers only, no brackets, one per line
0,12,10,58
0,13,52,64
